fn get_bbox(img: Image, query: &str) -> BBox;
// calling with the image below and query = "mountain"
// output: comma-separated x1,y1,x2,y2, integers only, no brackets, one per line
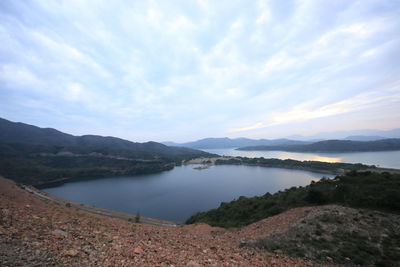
286,128,400,141
162,137,310,149
0,117,210,157
237,139,400,153
344,135,387,141
163,129,400,149
0,117,213,185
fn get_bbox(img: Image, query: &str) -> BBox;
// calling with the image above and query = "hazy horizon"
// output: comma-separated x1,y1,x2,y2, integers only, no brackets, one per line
1,1,399,142
2,116,400,143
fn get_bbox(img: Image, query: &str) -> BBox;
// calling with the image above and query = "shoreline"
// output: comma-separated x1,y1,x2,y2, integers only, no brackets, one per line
35,155,400,189
34,163,175,189
21,157,399,229
0,175,321,266
23,184,180,227
185,156,400,175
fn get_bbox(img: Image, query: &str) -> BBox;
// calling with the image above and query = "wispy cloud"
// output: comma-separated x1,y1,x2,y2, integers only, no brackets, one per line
227,122,265,133
0,64,41,87
228,85,400,133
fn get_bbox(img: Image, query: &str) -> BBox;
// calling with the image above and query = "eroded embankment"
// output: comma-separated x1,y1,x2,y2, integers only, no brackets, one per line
23,185,179,227
0,176,326,267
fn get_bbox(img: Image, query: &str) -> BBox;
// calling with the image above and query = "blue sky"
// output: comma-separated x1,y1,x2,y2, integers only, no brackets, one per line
0,0,399,142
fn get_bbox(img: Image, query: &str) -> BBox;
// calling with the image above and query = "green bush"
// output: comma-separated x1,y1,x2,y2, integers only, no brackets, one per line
187,171,400,227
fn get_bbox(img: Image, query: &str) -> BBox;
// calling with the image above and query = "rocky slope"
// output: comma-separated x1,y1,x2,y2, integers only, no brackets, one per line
0,177,326,267
243,205,400,266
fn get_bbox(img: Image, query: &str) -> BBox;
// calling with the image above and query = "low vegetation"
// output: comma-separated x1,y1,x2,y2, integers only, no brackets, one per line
0,117,214,186
188,171,400,265
243,205,400,266
215,156,374,174
0,142,208,186
186,171,400,227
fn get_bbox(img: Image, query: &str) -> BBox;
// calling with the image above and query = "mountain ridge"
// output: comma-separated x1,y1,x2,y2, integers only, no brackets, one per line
238,139,400,153
162,137,310,149
162,129,400,149
0,117,209,157
0,117,212,185
286,128,400,141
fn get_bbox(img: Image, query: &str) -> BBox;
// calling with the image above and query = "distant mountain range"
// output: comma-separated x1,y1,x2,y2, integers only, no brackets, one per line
237,139,400,153
162,132,399,149
286,128,400,141
162,137,311,149
343,135,388,141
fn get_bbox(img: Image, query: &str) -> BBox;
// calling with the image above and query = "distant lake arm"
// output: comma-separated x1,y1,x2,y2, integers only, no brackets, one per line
210,157,375,175
236,139,400,153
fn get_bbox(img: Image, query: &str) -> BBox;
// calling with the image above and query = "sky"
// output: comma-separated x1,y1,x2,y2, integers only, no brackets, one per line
0,0,399,142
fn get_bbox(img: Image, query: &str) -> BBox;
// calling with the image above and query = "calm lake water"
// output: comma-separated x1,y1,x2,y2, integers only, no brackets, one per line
202,148,400,169
43,165,333,222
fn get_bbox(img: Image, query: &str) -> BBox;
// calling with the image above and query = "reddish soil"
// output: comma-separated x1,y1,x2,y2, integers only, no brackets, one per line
0,177,327,266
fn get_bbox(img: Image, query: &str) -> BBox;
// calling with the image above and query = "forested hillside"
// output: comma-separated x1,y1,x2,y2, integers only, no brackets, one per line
0,118,213,186
187,171,400,227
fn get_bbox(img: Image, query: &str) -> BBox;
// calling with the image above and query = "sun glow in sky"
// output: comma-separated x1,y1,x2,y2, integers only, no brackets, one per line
1,0,399,142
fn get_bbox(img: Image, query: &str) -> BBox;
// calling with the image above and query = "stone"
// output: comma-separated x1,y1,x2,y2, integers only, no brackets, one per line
52,229,68,238
187,260,202,267
133,247,144,254
65,249,79,257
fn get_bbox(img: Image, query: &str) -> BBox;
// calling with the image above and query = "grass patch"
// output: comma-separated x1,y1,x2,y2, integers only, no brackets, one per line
243,206,400,266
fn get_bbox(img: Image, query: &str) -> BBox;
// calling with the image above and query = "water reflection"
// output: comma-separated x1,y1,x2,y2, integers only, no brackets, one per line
202,148,400,169
44,165,332,222
310,155,342,163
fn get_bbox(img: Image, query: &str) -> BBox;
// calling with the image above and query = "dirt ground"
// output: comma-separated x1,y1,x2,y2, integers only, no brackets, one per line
0,176,327,266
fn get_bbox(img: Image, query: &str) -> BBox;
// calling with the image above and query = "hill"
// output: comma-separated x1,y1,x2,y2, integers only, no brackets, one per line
344,135,387,141
0,118,210,157
242,205,400,266
162,137,309,149
187,171,400,226
185,170,400,266
285,128,400,141
238,139,400,152
0,118,213,186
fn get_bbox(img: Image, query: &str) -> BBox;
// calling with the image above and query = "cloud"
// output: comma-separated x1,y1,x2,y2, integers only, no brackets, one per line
64,82,84,101
0,64,41,87
227,122,265,133
228,85,400,133
0,0,399,141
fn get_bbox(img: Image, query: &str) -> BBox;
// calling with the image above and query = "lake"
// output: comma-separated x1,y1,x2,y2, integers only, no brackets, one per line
43,165,333,222
202,148,400,169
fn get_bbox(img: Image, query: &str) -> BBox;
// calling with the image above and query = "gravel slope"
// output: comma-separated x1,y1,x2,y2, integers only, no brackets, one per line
0,177,327,266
